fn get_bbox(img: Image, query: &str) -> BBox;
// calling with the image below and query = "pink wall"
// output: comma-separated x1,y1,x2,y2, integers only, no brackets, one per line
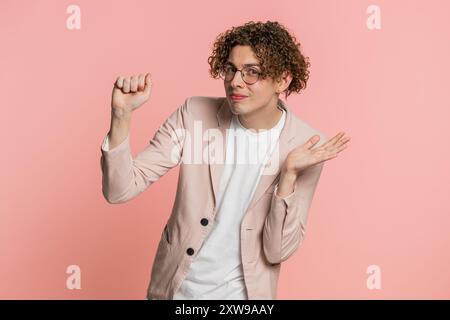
1,0,449,299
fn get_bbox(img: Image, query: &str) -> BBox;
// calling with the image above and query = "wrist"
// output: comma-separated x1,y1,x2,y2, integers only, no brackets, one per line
276,170,297,198
281,167,298,181
111,107,132,120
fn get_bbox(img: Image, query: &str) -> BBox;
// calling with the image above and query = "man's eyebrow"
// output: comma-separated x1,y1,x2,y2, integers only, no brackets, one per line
226,61,261,67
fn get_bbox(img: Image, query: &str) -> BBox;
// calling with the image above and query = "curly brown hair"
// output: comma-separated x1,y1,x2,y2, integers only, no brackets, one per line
207,20,311,100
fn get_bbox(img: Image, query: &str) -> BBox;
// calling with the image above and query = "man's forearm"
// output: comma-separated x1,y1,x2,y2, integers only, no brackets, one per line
108,108,132,150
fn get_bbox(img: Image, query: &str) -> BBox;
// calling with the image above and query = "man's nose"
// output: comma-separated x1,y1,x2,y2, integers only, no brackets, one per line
230,70,245,87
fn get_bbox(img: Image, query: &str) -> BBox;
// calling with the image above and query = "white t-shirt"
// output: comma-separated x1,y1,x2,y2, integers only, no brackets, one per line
173,108,286,300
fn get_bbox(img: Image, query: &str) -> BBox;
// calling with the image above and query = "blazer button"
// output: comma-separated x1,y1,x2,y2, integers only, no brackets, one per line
200,218,209,226
186,248,195,256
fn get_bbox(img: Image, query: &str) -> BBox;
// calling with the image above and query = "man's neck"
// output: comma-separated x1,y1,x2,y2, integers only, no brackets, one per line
238,100,283,132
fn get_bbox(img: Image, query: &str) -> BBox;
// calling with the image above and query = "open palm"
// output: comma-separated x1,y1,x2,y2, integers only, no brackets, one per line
284,132,351,175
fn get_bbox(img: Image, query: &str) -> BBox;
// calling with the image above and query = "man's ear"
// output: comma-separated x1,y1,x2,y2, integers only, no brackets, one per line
276,70,293,93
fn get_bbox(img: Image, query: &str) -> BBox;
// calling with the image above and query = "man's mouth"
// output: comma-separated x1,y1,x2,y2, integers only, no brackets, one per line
230,94,248,101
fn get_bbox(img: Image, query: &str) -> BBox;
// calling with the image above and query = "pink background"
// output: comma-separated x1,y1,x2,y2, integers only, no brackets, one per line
1,0,449,299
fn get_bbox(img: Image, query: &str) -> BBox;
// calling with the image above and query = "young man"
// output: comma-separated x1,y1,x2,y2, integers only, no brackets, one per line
100,21,350,300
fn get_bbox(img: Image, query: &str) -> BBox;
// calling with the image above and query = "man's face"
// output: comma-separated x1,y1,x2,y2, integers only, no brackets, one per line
223,45,280,116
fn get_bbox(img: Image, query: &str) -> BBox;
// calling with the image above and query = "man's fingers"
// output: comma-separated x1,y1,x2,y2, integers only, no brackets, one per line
122,77,130,93
335,143,348,153
130,75,139,92
143,73,152,95
322,132,346,149
114,74,151,94
138,74,146,91
330,132,345,145
323,141,348,159
335,136,351,148
115,76,125,89
304,135,321,150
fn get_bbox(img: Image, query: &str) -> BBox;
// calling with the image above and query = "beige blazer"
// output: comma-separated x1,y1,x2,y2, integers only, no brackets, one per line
100,96,327,299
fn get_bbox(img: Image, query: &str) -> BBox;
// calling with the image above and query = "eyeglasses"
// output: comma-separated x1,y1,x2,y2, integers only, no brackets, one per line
219,65,262,85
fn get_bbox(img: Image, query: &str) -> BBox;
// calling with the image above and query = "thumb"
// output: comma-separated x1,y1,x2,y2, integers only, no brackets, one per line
304,135,320,149
143,73,153,95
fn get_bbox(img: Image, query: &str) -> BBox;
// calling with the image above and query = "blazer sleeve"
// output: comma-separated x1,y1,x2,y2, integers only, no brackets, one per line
100,97,189,204
262,160,325,264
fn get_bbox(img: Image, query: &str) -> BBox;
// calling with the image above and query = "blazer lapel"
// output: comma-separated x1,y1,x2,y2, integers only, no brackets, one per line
209,98,232,209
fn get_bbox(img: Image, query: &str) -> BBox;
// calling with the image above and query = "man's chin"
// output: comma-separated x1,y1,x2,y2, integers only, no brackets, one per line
228,100,247,115
229,107,240,115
